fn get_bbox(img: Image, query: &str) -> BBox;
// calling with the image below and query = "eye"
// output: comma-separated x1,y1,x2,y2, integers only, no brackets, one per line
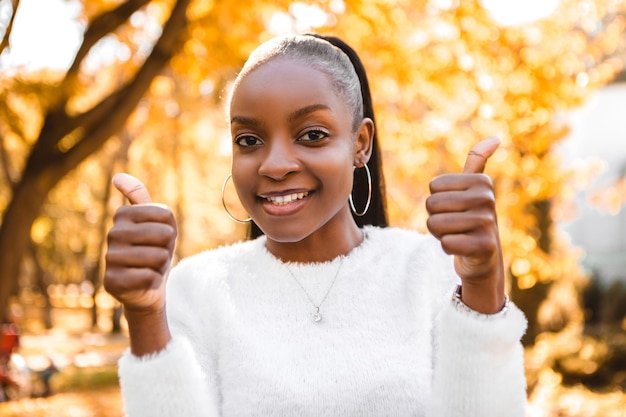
234,135,263,147
297,129,329,143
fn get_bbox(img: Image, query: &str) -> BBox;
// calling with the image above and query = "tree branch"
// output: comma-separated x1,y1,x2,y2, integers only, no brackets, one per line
29,0,171,167
66,1,190,169
48,0,190,176
65,0,152,80
0,0,19,56
0,131,15,186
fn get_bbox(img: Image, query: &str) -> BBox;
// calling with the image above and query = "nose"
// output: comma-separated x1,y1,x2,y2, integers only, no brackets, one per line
258,140,300,180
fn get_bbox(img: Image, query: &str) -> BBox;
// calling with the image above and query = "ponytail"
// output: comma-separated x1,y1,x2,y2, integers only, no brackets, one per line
310,34,388,230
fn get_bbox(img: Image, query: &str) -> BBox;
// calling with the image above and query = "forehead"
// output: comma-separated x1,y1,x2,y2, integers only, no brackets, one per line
230,59,343,114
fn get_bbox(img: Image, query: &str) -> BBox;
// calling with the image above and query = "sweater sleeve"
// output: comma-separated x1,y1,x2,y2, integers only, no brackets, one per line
427,287,527,416
116,255,221,417
118,337,219,417
415,234,528,417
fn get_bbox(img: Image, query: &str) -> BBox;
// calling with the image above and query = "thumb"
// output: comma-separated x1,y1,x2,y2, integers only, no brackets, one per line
462,136,501,174
112,173,152,205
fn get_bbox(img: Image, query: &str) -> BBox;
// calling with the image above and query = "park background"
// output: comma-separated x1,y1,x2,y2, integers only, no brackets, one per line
0,0,625,415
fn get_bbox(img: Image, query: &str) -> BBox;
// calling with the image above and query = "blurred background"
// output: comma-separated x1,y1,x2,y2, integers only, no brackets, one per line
0,0,624,416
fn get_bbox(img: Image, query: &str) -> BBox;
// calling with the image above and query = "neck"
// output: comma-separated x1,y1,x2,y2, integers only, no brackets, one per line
266,221,365,263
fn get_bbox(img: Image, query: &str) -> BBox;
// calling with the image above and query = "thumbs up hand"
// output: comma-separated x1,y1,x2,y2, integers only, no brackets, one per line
426,137,505,314
104,174,177,314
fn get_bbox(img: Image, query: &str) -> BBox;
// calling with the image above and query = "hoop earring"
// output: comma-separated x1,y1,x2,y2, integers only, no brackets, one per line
221,174,252,223
349,163,372,217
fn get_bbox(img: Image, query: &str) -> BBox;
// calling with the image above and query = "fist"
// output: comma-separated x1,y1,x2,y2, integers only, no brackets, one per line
426,137,503,285
104,174,177,313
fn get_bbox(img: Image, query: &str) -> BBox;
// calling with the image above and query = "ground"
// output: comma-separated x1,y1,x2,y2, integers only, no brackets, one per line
0,328,127,417
0,386,123,417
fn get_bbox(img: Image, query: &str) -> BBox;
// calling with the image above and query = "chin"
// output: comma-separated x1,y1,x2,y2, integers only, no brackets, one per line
255,219,313,244
262,229,310,244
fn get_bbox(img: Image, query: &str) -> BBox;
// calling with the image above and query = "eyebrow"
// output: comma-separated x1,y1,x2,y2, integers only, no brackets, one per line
230,115,259,127
287,104,331,122
230,104,331,127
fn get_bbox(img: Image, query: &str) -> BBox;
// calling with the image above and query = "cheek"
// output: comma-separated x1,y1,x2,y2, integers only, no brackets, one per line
343,166,357,196
231,158,257,198
318,155,355,195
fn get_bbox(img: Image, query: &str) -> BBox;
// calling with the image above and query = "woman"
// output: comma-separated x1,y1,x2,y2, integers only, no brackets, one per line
104,34,527,417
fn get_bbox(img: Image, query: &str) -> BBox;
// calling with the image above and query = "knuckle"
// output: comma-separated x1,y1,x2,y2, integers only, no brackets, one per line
473,190,496,209
153,205,174,221
426,216,439,234
112,206,132,222
485,236,499,253
483,189,496,204
104,247,124,265
474,235,497,254
104,250,114,265
111,210,123,223
164,224,177,240
475,212,495,227
106,227,123,244
429,175,445,193
425,196,435,214
103,271,123,295
153,247,172,266
102,276,116,294
136,268,159,284
439,237,454,255
166,210,177,227
474,173,493,187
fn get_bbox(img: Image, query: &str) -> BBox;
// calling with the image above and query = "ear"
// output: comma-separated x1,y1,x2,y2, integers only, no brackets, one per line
354,117,375,166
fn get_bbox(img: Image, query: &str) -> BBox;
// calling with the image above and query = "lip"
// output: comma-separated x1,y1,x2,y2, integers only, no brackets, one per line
258,189,313,216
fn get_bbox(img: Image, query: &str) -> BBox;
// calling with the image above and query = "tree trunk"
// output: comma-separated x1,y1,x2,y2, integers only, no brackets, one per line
510,199,553,346
0,0,191,324
30,240,53,329
88,134,132,329
0,172,52,323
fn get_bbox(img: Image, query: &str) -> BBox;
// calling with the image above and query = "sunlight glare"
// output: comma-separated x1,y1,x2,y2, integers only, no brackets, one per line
269,2,329,35
481,0,561,26
0,0,84,70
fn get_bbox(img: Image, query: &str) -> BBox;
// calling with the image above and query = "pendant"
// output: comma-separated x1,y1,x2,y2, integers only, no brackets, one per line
313,307,322,323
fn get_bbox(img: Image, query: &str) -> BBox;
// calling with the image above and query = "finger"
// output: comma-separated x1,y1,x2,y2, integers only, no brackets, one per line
426,189,495,216
113,173,152,205
105,246,172,271
113,205,177,228
426,191,469,215
427,211,494,236
440,233,498,259
104,267,164,293
462,136,501,174
429,173,494,195
107,222,177,247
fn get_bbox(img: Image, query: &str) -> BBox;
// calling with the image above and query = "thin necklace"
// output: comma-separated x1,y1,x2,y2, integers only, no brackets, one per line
285,256,345,323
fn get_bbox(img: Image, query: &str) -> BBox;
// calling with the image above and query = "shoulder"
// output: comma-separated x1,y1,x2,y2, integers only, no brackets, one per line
362,225,459,297
166,237,266,300
363,225,450,265
177,237,264,268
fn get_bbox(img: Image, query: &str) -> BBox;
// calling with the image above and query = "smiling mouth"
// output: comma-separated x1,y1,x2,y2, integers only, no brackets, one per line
264,191,309,205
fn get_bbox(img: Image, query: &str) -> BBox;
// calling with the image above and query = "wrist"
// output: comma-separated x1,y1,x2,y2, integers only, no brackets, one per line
455,282,506,315
124,307,171,357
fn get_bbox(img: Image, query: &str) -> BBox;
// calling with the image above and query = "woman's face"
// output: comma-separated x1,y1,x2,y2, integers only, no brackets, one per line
229,58,372,246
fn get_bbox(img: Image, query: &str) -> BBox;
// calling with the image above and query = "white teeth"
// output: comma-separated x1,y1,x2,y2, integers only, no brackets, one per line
267,192,309,205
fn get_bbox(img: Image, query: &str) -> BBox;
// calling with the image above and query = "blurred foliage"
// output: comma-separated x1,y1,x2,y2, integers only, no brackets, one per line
0,385,123,417
1,0,626,415
51,364,119,393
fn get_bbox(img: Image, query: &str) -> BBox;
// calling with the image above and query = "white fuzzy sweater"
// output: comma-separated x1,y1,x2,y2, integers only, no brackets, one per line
118,226,527,417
